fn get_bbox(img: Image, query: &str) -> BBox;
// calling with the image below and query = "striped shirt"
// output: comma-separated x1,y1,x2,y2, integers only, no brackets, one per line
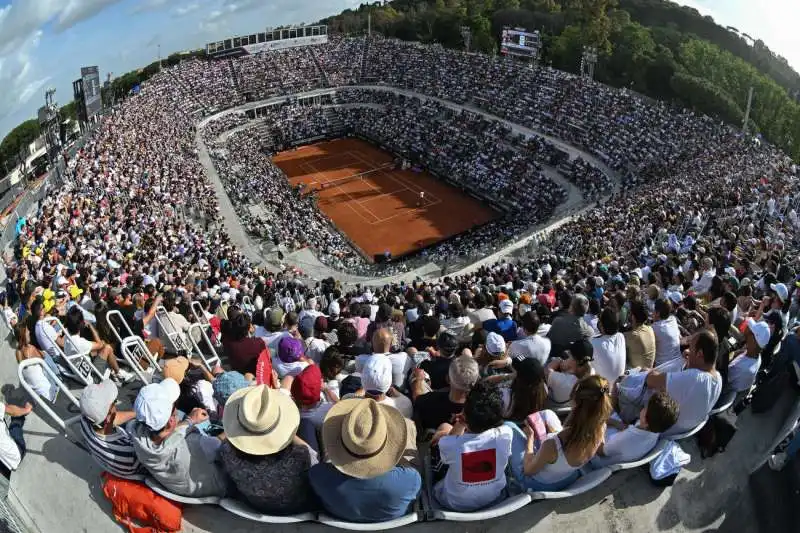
79,417,143,478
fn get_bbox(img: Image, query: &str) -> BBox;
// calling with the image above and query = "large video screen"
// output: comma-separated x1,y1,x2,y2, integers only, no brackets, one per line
500,28,541,58
81,66,102,117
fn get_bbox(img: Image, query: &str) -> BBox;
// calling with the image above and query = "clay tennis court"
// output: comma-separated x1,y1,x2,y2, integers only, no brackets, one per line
273,138,498,259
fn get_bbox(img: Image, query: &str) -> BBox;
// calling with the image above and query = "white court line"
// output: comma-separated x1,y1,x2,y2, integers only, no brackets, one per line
304,160,380,224
348,150,442,205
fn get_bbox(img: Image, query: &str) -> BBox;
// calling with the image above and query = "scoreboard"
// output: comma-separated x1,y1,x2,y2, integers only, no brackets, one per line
500,28,541,59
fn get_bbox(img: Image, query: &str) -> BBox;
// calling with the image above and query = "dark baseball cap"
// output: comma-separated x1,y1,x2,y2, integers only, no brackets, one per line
566,339,594,363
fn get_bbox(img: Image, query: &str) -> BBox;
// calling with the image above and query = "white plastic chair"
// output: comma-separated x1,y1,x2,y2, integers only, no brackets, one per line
186,323,221,372
191,301,221,348
607,439,670,473
17,358,82,440
241,295,254,315
429,493,532,521
316,511,420,530
41,316,109,386
709,392,737,417
528,467,612,500
106,310,162,384
144,477,221,505
154,306,191,355
219,498,315,523
664,418,708,441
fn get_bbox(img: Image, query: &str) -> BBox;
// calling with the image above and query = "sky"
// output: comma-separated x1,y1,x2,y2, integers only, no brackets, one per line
0,0,362,141
0,1,798,141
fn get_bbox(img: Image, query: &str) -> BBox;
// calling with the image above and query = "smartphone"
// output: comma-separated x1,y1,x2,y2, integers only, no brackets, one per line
526,412,547,444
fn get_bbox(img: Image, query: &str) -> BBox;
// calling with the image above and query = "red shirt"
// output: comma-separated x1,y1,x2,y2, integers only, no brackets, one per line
223,336,268,375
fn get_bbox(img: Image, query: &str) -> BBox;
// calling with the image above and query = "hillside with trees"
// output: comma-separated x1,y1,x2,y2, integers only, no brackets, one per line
323,0,800,159
3,0,799,173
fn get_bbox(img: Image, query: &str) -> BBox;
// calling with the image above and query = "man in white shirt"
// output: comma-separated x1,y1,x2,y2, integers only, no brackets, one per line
256,308,291,355
692,257,716,296
432,381,513,512
508,311,551,366
303,316,331,364
646,329,722,435
590,307,626,384
727,318,770,393
652,299,682,367
0,401,33,476
360,356,413,418
356,329,412,390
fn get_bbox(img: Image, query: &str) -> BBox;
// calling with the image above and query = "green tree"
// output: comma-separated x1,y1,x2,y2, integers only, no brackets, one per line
0,120,41,172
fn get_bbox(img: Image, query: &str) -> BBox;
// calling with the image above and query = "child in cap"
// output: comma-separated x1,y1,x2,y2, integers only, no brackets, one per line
481,332,512,378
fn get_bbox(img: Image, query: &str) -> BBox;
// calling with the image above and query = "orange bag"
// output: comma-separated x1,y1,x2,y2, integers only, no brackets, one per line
101,472,183,533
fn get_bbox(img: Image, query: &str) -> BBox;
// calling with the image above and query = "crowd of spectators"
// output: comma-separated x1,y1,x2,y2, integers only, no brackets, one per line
233,48,322,101
2,35,800,525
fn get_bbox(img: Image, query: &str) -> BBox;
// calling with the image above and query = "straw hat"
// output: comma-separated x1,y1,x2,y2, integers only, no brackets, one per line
222,385,300,456
322,398,407,479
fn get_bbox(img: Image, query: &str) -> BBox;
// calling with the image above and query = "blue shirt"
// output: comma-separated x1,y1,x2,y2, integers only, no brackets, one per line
483,317,518,342
309,463,421,523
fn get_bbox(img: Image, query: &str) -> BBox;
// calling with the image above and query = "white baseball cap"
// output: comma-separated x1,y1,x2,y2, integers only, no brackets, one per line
499,299,514,314
770,283,789,303
746,318,771,349
328,301,340,317
134,378,181,431
80,379,119,426
361,356,392,394
486,332,507,356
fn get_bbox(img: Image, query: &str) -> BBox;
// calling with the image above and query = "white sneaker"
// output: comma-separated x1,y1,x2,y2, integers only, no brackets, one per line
116,369,137,384
768,452,788,471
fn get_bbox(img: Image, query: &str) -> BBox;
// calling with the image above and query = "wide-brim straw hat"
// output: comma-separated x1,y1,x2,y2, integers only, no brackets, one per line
223,385,300,456
322,398,407,479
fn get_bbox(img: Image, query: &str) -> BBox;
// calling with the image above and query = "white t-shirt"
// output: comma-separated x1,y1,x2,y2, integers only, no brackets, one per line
590,422,659,468
591,333,627,384
547,367,595,405
508,334,551,367
21,363,57,402
547,370,579,405
304,337,330,364
727,352,761,393
652,316,682,366
434,425,513,512
65,334,94,356
0,403,22,471
378,394,413,419
272,357,309,378
35,320,60,359
666,368,722,433
355,353,412,389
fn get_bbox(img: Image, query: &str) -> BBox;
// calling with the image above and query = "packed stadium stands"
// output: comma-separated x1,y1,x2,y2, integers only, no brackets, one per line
3,33,800,533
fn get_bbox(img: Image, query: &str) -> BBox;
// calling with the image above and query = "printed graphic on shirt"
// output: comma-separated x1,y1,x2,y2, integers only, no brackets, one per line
461,448,497,483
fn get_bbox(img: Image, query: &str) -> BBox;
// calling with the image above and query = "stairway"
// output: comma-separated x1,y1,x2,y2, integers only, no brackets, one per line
324,107,345,137
359,37,370,83
309,48,331,88
228,57,242,98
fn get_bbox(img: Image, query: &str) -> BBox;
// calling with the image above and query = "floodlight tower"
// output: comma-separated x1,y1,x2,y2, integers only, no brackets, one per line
581,46,598,80
460,26,472,53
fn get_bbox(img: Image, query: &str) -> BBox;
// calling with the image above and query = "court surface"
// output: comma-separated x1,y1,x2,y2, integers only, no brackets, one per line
273,138,498,259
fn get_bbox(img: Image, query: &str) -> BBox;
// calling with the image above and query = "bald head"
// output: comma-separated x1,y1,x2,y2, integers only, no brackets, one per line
373,328,393,353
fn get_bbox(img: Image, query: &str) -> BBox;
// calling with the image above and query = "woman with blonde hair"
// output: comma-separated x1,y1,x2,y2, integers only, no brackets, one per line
507,373,612,491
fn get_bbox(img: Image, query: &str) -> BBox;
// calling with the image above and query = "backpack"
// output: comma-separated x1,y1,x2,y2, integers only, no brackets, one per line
697,410,738,458
101,472,183,533
751,367,788,414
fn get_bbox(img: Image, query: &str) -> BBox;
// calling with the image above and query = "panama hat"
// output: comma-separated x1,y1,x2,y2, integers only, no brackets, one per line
222,385,300,456
322,398,407,479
